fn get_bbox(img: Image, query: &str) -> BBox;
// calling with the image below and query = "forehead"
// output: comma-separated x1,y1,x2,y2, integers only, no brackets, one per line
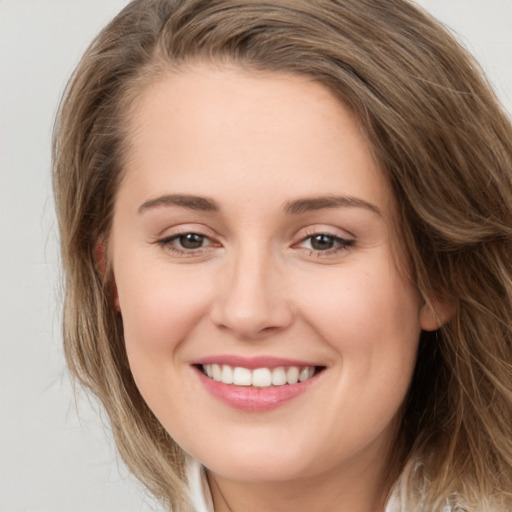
121,64,393,217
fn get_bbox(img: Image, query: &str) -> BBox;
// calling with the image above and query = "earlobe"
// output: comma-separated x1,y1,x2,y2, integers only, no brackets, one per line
93,238,120,312
419,296,456,331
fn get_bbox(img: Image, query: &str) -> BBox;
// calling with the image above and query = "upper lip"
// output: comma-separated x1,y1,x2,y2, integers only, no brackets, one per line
192,355,323,369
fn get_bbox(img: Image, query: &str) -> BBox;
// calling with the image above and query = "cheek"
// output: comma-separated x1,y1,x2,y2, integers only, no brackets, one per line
294,261,421,455
295,257,422,386
114,260,218,424
115,260,215,356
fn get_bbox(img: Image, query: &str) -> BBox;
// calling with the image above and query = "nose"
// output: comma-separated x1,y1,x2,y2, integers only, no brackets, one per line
210,247,294,340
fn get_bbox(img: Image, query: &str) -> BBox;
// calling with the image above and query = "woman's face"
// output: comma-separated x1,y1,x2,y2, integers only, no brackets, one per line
110,65,435,484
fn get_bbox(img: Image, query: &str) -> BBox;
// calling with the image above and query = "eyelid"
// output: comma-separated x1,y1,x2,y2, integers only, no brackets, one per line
153,224,223,257
152,223,355,259
153,222,219,240
292,225,356,257
297,232,354,248
295,224,355,243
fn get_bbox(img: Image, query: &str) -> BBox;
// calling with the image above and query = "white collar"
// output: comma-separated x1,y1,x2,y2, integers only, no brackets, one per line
185,457,214,512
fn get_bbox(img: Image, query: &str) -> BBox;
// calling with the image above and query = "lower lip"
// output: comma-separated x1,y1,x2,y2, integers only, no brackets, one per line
195,368,320,411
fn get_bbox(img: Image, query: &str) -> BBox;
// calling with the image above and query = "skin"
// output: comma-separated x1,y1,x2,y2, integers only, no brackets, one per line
109,64,444,512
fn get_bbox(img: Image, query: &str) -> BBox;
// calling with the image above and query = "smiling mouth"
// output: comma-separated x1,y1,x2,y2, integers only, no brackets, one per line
198,364,324,387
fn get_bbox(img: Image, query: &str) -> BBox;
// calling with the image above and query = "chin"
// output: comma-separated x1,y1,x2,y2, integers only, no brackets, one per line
206,457,312,483
192,436,323,483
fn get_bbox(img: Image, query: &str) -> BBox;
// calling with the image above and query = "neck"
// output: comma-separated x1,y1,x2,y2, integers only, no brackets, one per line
207,452,396,512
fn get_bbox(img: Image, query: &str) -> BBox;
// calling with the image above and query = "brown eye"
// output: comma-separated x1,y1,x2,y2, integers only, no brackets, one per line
177,233,206,249
157,230,220,257
297,232,354,256
309,234,336,251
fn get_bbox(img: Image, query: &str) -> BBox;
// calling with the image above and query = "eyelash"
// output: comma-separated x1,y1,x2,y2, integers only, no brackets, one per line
155,231,355,258
296,232,355,257
156,232,217,256
157,231,355,257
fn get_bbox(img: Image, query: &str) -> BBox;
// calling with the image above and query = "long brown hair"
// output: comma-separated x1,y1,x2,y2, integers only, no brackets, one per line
53,1,512,510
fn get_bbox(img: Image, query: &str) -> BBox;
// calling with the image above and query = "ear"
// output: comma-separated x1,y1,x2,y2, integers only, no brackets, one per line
419,295,456,331
94,238,120,311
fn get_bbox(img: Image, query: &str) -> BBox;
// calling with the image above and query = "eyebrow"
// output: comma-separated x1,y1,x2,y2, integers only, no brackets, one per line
137,193,381,216
138,194,220,214
284,195,382,216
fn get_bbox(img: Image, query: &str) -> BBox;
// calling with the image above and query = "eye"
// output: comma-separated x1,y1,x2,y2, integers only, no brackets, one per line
156,231,218,255
297,232,354,256
173,233,208,250
305,234,338,251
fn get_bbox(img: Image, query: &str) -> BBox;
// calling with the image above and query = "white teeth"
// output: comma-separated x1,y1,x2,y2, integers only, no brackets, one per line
299,367,314,382
233,367,252,386
271,367,287,386
201,364,317,387
212,364,221,381
286,366,299,385
252,368,272,387
221,365,233,384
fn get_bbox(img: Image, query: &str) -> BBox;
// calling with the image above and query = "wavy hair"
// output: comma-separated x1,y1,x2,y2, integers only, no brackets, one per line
52,0,512,510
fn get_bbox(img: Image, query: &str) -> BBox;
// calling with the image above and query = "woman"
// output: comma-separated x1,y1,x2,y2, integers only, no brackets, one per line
52,0,512,510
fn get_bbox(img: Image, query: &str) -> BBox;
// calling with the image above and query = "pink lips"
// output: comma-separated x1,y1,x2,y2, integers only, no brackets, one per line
193,355,322,412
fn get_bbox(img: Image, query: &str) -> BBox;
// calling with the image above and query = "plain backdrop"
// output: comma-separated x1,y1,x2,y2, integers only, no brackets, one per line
1,1,511,511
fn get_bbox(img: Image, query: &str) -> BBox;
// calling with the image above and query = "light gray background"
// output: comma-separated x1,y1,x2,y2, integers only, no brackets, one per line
1,1,511,511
